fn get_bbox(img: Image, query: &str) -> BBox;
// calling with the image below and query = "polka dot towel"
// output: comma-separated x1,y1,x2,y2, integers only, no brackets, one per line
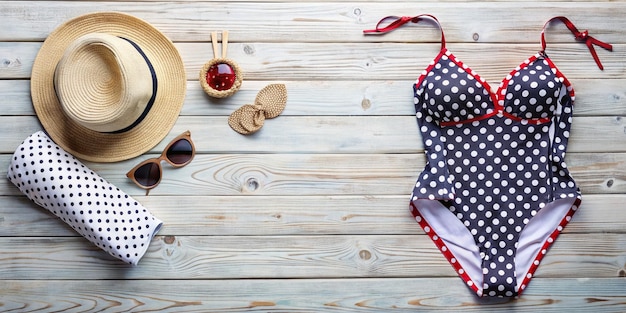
7,131,163,265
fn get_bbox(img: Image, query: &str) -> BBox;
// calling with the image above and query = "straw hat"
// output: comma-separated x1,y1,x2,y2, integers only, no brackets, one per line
31,12,186,162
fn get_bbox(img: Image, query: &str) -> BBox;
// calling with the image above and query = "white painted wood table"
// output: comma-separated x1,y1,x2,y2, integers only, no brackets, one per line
1,1,625,311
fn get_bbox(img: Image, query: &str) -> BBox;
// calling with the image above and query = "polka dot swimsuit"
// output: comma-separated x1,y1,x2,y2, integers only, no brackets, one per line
7,131,163,265
365,15,611,297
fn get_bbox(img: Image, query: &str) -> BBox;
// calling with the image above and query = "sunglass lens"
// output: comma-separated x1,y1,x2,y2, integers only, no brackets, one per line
166,139,193,165
133,162,160,188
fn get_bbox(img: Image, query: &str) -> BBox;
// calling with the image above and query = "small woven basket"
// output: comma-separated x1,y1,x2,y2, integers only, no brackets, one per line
199,31,242,98
199,57,242,98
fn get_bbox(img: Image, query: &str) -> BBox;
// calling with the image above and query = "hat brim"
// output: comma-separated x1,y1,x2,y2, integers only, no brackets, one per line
31,12,186,162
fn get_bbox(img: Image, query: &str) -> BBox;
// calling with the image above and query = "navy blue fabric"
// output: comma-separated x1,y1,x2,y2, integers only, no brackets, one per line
412,51,580,297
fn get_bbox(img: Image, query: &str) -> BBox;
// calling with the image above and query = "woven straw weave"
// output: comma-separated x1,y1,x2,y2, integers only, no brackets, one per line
228,84,287,135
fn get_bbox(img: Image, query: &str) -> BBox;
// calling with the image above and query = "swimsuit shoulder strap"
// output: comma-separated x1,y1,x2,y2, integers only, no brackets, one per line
541,16,612,70
363,14,446,50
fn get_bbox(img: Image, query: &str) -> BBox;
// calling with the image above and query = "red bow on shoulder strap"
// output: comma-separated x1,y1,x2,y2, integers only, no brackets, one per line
542,16,613,70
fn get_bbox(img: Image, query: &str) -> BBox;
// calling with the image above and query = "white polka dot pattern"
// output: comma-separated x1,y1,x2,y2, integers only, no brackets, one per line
7,131,163,265
411,50,581,297
503,59,561,121
417,51,495,125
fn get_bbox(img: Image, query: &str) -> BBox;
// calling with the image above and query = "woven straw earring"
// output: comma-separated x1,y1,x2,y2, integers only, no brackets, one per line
199,31,243,98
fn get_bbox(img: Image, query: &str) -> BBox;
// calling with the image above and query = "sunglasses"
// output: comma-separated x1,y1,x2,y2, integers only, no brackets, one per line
126,130,195,193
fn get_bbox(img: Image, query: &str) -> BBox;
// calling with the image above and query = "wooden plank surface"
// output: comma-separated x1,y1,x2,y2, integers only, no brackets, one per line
1,2,625,43
1,79,626,116
1,116,626,154
3,195,625,237
1,0,625,312
0,152,625,197
0,233,624,280
3,42,625,80
3,278,626,312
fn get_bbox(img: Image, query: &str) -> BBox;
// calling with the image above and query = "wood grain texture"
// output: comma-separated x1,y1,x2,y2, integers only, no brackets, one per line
3,79,625,116
1,2,625,43
0,152,625,197
1,1,625,311
2,278,626,312
0,116,625,155
2,195,625,237
0,233,624,280
2,42,624,80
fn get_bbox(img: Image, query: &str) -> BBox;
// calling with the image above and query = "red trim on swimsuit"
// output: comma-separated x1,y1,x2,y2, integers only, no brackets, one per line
365,15,612,298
